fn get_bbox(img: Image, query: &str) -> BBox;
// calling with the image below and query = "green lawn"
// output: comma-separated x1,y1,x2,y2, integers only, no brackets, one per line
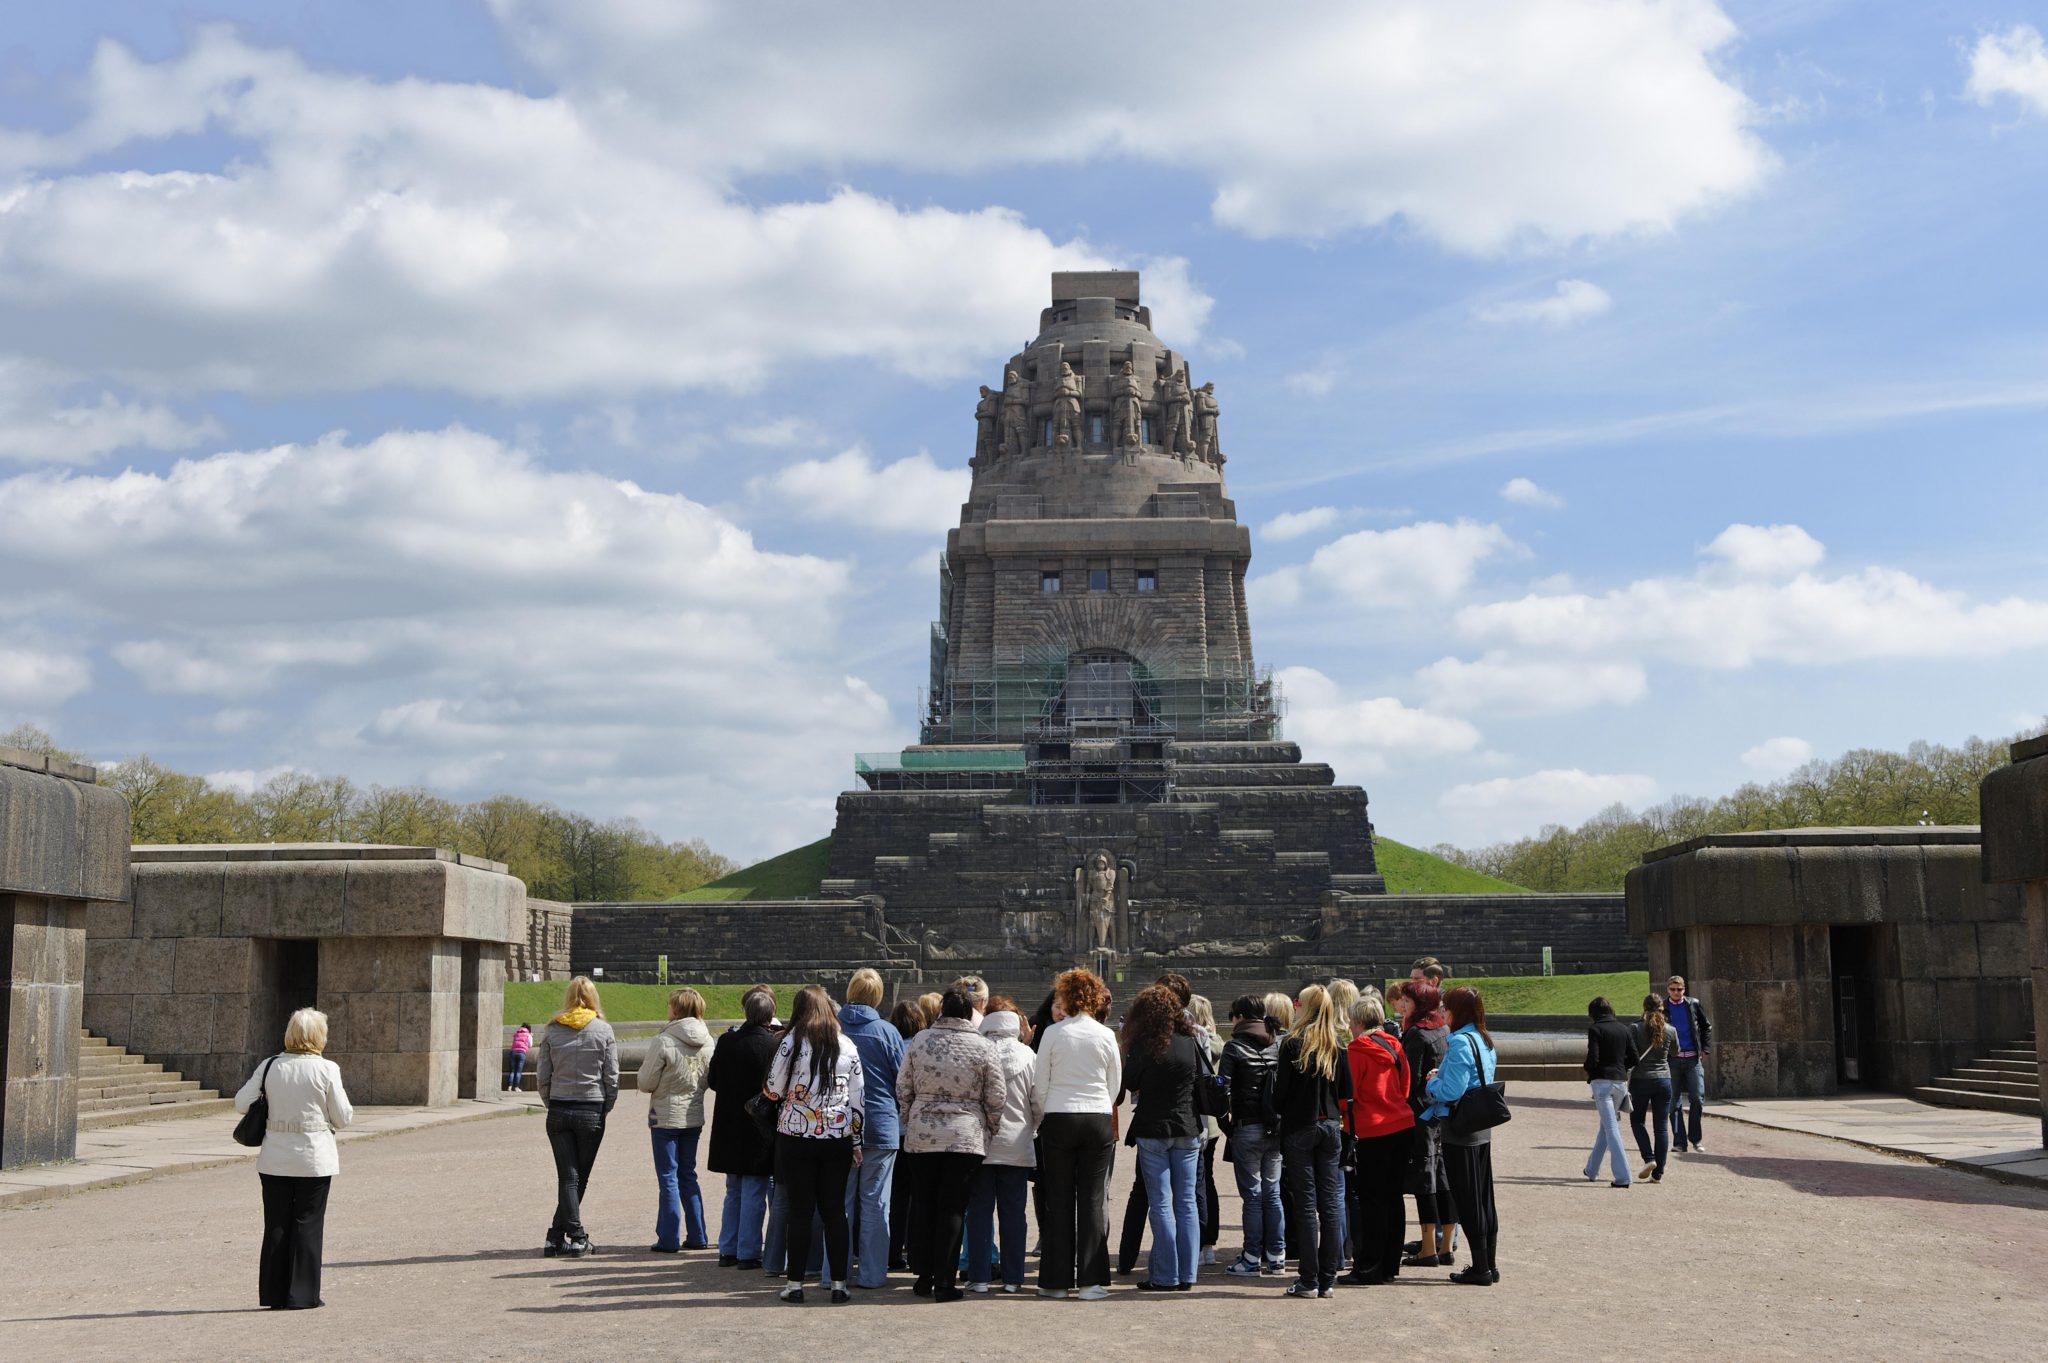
678,836,832,900
1402,970,1651,1016
504,980,802,1025
1374,836,1529,894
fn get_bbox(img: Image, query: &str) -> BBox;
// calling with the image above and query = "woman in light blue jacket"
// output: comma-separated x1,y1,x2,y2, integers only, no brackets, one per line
1422,986,1499,1287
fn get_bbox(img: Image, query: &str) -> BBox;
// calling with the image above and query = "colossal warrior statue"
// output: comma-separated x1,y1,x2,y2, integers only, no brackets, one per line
1111,359,1144,462
973,384,1000,467
999,368,1031,458
1161,369,1195,461
1195,381,1222,465
1051,361,1084,450
1075,851,1122,953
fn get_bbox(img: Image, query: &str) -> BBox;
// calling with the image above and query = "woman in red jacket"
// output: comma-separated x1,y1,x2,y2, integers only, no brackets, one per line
1341,989,1417,1285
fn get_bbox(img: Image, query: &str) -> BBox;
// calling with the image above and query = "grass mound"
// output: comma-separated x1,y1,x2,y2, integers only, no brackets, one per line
1375,836,1530,894
679,836,833,901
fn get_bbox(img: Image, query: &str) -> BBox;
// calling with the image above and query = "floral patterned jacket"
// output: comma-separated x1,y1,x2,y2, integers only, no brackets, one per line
896,1017,1004,1156
768,1034,865,1142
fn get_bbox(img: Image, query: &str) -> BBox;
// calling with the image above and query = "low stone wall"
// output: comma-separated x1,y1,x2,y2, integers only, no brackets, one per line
1,747,131,1168
511,898,572,981
1303,892,1640,979
571,899,913,985
1981,733,2048,1144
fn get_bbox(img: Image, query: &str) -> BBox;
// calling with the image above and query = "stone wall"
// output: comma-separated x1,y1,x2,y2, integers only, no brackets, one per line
92,845,522,1105
511,897,572,980
1627,827,2030,1100
0,746,130,1168
1980,732,2048,1144
1304,892,1641,980
570,899,912,985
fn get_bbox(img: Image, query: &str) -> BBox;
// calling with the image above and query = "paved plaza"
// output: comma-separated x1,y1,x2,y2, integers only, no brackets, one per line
1,1083,2043,1361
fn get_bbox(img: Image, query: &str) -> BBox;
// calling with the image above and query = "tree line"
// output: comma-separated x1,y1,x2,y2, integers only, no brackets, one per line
1,724,736,902
1433,734,2027,893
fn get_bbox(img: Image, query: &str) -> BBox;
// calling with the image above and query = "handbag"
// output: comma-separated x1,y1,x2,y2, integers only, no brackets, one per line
746,1048,792,1139
232,1055,278,1147
1445,1036,1511,1138
1195,1039,1231,1120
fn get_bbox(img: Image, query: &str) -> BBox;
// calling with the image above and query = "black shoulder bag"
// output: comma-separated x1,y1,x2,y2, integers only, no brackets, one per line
1446,1035,1511,1137
232,1055,278,1147
746,1046,793,1139
1195,1039,1231,1120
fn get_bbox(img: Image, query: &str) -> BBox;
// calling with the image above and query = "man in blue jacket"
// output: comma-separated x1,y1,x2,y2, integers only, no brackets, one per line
1664,975,1713,1153
838,968,906,1287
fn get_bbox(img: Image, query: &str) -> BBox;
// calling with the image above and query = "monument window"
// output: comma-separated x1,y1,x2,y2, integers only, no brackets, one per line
1089,568,1108,592
1142,414,1157,444
1089,413,1105,445
1136,568,1157,593
1041,570,1061,593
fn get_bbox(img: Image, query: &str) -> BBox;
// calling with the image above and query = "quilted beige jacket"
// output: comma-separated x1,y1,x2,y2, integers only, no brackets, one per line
896,1017,1004,1156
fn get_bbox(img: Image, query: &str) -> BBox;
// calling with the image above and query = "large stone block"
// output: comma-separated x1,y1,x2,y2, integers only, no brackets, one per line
1981,751,2048,884
219,859,346,938
0,763,130,903
341,860,453,938
128,992,215,1058
398,990,461,1052
172,936,253,994
137,863,225,939
85,936,176,996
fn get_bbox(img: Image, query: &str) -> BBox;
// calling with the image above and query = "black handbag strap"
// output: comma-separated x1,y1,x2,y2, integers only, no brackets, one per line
257,1053,277,1098
1464,1034,1490,1089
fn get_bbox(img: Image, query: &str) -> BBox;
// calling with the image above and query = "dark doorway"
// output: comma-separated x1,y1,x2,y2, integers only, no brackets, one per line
458,942,481,1100
251,938,320,1062
1829,926,1881,1089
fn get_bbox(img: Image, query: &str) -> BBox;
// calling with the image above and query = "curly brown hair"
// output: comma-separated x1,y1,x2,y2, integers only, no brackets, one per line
1121,983,1192,1059
1054,968,1111,1022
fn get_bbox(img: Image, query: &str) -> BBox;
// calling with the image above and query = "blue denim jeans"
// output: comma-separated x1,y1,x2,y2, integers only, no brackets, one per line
717,1173,769,1260
852,1147,897,1287
1585,1079,1632,1184
1136,1136,1201,1287
649,1125,706,1250
506,1050,526,1090
1230,1123,1284,1261
1630,1076,1672,1172
965,1163,1030,1287
1670,1055,1706,1149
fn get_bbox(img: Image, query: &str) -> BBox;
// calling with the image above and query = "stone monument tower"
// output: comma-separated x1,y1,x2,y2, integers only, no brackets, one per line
826,271,1382,985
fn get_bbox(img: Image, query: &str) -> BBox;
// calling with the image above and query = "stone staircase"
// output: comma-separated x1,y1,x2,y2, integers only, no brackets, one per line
77,1031,236,1131
1913,1038,2040,1117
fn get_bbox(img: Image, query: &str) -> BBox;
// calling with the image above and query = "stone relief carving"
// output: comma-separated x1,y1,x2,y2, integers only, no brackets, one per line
1111,359,1143,463
1194,381,1222,465
1072,849,1129,953
999,368,1031,459
1051,361,1084,451
973,384,1000,467
1161,369,1195,462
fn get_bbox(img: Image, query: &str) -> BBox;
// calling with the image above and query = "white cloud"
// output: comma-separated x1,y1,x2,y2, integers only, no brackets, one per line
204,765,296,796
1264,519,1518,611
1499,477,1565,510
1278,666,1481,776
1967,24,2048,115
0,356,220,465
1285,367,1340,398
0,636,92,710
1741,736,1813,776
1475,279,1613,327
1417,652,1646,715
1456,522,2048,667
0,427,903,857
1440,768,1659,838
1703,523,1824,577
1261,507,1343,542
494,0,1771,253
0,29,1201,402
750,446,967,535
728,417,828,449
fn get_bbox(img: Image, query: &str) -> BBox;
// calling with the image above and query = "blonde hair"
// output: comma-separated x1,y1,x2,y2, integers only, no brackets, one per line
955,975,990,1009
847,968,886,1008
1188,994,1223,1050
918,992,944,1026
1327,978,1360,1022
1263,991,1295,1033
562,975,603,1017
668,987,705,1020
283,1007,329,1054
1350,992,1386,1031
1292,985,1343,1080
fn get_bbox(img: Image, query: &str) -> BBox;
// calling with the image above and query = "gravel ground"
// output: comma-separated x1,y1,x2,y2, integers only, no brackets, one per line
1,1082,2043,1362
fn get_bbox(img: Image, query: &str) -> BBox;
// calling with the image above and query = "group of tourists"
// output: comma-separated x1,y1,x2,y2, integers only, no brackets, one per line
1581,974,1714,1187
226,955,1535,1308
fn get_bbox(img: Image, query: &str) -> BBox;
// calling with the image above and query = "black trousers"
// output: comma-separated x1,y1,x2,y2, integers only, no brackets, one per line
1037,1113,1115,1291
891,1151,918,1268
1443,1140,1499,1274
1351,1127,1415,1279
258,1173,331,1309
910,1150,982,1293
1199,1135,1220,1248
1117,1159,1148,1272
1282,1120,1344,1291
545,1102,606,1243
776,1135,855,1285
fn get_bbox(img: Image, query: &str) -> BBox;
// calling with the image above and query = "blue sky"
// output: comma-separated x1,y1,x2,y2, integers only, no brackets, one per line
3,1,2046,860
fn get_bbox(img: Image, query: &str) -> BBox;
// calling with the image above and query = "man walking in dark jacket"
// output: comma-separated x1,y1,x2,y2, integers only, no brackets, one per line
1218,996,1284,1275
1664,976,1713,1153
707,990,780,1267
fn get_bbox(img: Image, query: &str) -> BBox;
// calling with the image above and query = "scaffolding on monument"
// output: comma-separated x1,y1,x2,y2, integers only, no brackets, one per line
919,647,1283,746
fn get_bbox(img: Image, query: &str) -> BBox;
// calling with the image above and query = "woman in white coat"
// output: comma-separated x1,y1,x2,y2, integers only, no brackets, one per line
234,1007,354,1309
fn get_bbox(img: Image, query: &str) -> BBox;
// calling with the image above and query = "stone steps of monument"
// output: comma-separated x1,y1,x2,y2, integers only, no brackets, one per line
1914,1037,2039,1118
73,1029,235,1131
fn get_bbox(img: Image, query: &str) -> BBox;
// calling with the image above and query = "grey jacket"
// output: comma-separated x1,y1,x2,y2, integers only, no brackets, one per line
1630,1022,1674,1083
638,1016,713,1128
897,1017,1004,1156
537,1016,620,1109
978,1012,1039,1168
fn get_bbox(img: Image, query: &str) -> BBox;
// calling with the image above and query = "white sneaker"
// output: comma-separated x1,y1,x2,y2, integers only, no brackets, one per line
1036,1287,1068,1299
1077,1284,1111,1301
967,1282,990,1293
1000,1284,1022,1294
1199,1247,1217,1265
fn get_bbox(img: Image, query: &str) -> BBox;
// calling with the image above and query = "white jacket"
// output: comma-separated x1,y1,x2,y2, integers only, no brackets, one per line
977,1017,1038,1168
234,1052,354,1178
1031,1013,1122,1121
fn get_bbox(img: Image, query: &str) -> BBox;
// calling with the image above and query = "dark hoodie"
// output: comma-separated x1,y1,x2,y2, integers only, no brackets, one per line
1218,1017,1278,1130
1400,1009,1450,1115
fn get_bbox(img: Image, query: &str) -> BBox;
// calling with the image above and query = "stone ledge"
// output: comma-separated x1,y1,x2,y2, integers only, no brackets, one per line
131,843,508,874
1641,826,1980,864
0,747,98,784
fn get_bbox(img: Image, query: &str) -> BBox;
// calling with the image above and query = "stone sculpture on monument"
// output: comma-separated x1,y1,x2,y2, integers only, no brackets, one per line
999,368,1030,458
1051,361,1084,450
1161,368,1195,461
1112,359,1144,462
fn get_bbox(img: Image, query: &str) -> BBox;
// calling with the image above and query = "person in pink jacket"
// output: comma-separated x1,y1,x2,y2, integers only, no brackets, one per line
508,1022,534,1091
